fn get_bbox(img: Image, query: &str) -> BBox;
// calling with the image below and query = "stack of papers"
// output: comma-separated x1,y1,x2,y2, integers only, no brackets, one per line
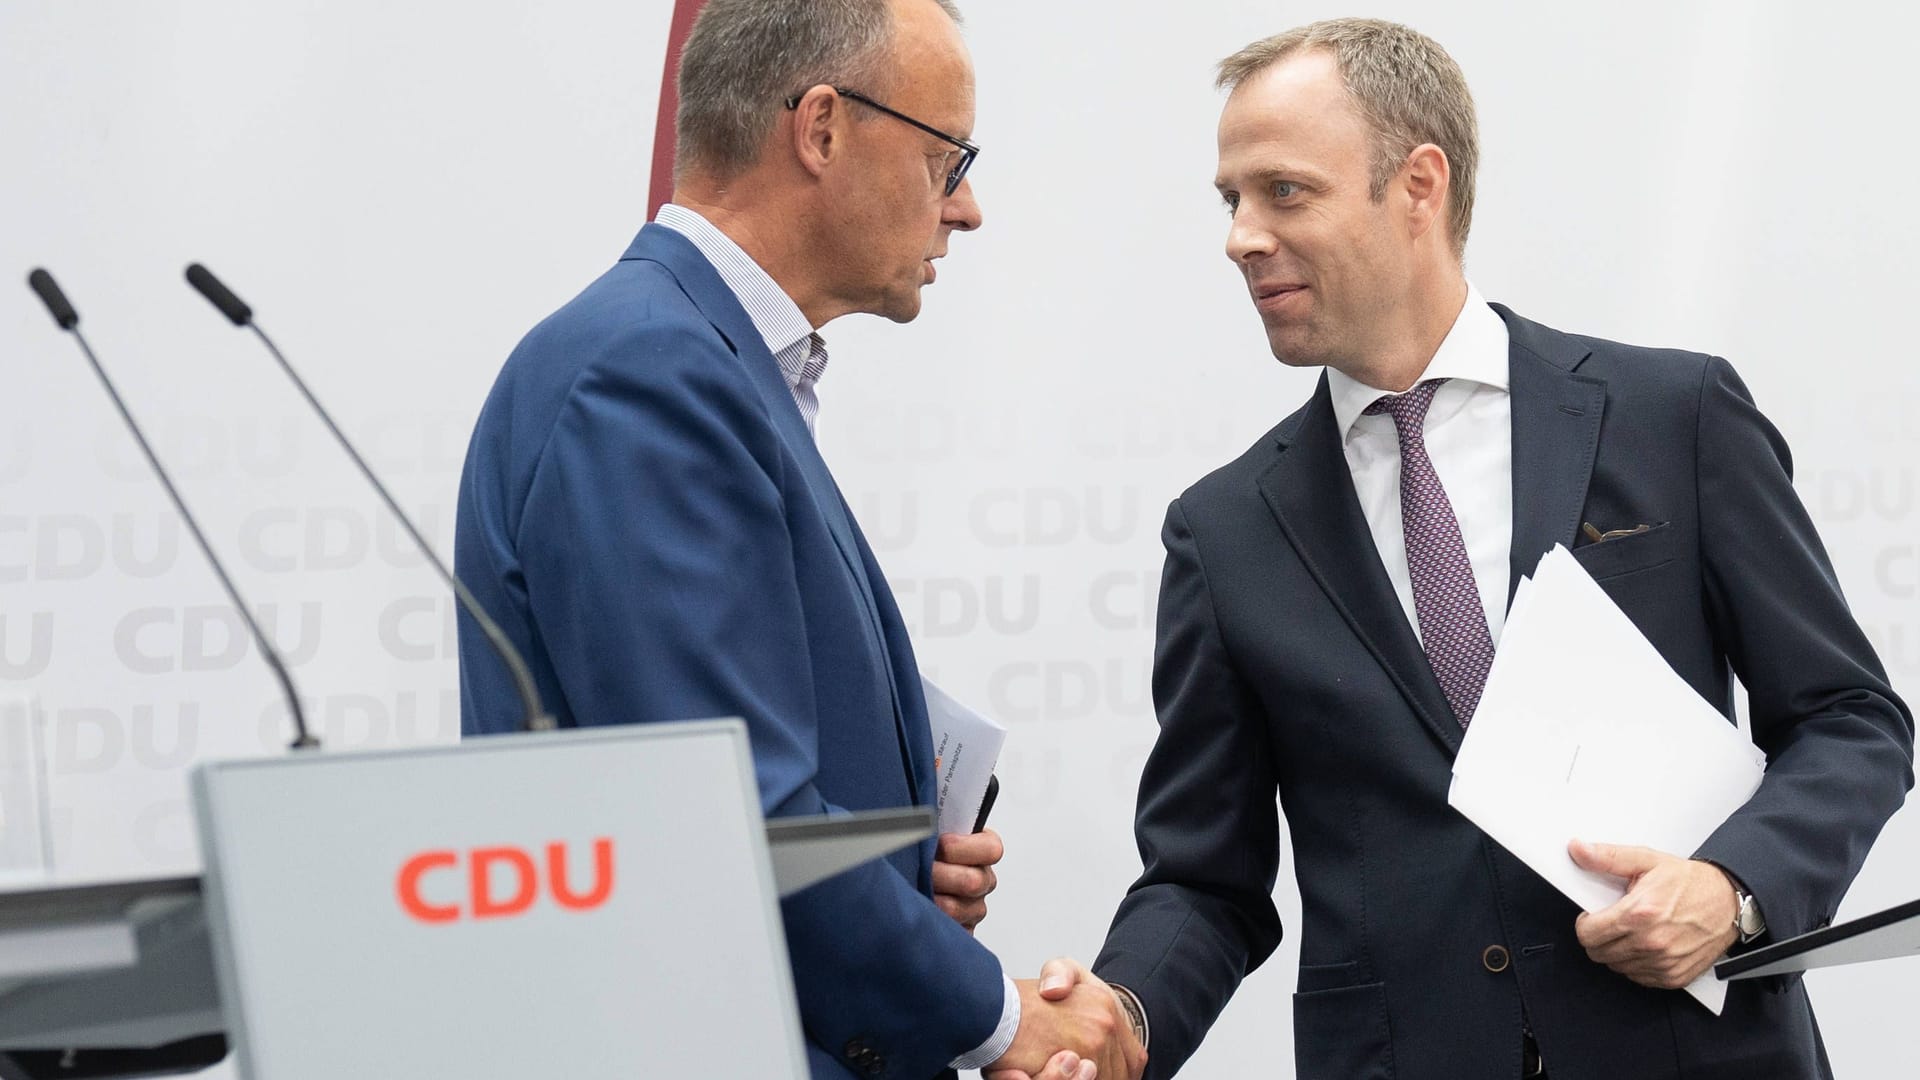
1448,546,1765,1013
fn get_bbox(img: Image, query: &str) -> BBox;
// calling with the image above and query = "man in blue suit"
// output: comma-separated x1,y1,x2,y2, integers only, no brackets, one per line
456,1,1144,1078
1009,17,1913,1080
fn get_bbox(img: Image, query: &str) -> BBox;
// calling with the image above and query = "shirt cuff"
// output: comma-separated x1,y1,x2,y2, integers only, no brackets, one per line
949,971,1021,1070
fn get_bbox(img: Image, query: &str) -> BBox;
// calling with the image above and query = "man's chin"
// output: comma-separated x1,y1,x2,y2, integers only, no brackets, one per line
1264,327,1323,368
880,288,925,324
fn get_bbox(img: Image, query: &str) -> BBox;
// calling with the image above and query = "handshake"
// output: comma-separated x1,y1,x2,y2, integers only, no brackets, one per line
984,958,1148,1080
934,833,1146,1080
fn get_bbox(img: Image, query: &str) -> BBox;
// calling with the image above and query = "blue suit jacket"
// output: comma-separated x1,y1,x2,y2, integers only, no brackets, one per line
456,224,1004,1078
1094,306,1914,1079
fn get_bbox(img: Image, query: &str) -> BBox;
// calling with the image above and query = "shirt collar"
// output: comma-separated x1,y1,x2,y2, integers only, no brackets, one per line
654,203,819,377
1327,281,1509,441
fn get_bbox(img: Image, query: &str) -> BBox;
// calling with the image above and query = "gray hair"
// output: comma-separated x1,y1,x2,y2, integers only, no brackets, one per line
675,0,963,181
1217,18,1479,255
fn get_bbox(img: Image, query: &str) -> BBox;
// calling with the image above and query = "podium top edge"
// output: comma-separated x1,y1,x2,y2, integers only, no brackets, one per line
764,806,935,846
1716,894,1920,979
192,717,751,776
0,875,200,925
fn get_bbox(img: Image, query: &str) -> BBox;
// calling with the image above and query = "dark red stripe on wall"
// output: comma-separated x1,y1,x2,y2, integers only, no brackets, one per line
648,0,710,220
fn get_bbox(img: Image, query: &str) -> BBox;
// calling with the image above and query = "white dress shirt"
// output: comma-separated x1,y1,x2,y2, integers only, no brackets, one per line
1326,283,1514,646
654,204,1021,1068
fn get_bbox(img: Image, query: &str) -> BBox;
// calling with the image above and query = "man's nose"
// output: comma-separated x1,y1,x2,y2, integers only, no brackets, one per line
1225,208,1274,264
944,176,983,233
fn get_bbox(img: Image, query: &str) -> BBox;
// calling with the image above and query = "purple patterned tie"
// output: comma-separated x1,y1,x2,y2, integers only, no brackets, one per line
1364,379,1494,726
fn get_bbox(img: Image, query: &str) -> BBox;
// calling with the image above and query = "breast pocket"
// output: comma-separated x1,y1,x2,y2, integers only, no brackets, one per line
1569,521,1679,582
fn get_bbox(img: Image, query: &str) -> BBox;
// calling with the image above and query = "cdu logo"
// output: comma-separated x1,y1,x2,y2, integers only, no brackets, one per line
396,838,615,924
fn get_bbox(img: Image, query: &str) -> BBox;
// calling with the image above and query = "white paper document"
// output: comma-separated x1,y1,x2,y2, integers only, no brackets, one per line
922,679,1007,836
1448,546,1766,1014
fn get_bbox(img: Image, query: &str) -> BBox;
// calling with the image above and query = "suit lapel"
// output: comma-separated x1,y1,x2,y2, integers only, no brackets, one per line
625,225,883,617
1258,377,1463,755
1255,304,1609,757
1495,304,1606,606
625,225,923,796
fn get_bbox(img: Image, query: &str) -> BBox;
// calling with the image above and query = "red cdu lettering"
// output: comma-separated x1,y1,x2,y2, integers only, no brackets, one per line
396,839,617,923
547,838,615,911
397,850,460,924
469,846,538,919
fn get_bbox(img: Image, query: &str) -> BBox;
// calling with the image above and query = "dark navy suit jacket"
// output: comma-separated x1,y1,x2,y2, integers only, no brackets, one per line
455,224,1003,1079
1094,305,1913,1079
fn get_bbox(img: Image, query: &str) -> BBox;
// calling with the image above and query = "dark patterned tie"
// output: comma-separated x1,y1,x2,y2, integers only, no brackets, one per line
1364,379,1495,726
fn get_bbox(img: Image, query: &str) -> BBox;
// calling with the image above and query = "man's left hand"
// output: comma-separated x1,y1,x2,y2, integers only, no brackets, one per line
1570,839,1739,989
933,829,1002,932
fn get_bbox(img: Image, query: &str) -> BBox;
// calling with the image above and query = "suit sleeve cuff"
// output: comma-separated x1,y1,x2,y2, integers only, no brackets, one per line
949,971,1020,1070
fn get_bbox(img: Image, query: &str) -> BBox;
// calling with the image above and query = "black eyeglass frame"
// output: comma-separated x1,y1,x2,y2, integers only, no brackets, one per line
783,86,978,197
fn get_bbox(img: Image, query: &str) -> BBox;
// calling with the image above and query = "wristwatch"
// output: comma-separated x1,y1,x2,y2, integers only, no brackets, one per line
1697,858,1765,943
1732,880,1766,943
1110,983,1150,1050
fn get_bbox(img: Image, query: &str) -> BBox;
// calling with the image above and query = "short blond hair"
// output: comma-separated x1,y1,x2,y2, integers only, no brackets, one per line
1218,18,1478,255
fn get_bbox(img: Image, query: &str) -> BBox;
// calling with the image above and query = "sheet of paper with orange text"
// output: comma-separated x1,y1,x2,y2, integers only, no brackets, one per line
922,678,1006,837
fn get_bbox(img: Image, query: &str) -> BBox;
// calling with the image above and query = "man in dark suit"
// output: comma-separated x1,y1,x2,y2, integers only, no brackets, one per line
1007,17,1913,1080
455,1,1142,1077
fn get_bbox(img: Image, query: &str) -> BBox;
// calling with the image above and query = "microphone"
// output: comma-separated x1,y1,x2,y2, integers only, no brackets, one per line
184,263,250,326
182,263,555,734
25,269,320,751
27,270,77,329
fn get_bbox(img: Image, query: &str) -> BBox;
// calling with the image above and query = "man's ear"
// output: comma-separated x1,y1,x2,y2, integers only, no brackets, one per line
1400,143,1451,244
789,84,844,180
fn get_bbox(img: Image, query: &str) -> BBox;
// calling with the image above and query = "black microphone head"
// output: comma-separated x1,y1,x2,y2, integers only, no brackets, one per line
185,263,253,326
27,269,78,330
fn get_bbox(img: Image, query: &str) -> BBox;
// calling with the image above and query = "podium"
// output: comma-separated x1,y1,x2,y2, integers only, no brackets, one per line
0,720,931,1078
0,876,224,1078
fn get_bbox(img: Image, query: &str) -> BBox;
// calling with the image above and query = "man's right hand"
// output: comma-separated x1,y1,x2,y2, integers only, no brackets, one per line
985,958,1147,1080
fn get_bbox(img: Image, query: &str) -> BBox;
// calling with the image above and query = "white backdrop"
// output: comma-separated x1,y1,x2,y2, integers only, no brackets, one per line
3,1,1916,1076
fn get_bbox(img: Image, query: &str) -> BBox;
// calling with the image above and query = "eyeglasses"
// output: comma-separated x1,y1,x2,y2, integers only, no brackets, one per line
784,86,979,197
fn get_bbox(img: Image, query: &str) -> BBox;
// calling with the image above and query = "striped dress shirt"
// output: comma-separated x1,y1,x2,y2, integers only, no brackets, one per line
655,204,829,434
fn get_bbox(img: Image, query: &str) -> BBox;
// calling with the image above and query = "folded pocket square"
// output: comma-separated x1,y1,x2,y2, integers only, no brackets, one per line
1581,522,1653,544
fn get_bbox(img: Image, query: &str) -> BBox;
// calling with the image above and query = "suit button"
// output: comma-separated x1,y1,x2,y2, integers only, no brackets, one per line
844,1038,868,1059
1483,944,1511,973
864,1059,885,1076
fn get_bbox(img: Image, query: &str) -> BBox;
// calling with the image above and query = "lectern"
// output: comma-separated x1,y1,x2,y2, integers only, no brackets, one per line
0,719,931,1078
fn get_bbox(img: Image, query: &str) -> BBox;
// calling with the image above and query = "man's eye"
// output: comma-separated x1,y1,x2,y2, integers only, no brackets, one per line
1272,181,1299,198
1222,193,1240,214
